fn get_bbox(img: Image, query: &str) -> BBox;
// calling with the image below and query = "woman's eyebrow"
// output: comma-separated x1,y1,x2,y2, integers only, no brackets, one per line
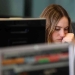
55,26,61,28
65,26,69,28
55,26,69,28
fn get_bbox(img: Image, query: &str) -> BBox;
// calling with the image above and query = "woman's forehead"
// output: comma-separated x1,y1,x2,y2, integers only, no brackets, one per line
56,17,69,27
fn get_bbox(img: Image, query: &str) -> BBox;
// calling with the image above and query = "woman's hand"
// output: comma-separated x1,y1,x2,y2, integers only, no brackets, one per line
62,33,74,43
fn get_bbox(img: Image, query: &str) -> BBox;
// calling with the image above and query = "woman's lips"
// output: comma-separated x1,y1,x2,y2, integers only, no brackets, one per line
57,39,62,41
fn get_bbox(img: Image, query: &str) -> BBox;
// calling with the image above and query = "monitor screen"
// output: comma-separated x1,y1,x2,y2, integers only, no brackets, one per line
0,43,73,75
0,18,45,47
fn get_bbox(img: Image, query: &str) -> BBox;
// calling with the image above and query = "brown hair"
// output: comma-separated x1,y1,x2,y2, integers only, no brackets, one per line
40,4,72,43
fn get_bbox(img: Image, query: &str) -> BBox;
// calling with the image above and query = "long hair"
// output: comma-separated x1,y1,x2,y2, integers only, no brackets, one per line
40,4,72,43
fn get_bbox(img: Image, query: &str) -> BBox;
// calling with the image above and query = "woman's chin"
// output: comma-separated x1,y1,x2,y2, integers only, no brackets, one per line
54,40,62,43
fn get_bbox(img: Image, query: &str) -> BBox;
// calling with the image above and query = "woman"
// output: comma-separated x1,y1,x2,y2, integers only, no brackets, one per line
20,4,74,75
40,4,74,43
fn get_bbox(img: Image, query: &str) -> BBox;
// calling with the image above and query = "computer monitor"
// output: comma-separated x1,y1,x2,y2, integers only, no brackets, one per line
74,44,75,75
0,43,74,75
0,18,45,47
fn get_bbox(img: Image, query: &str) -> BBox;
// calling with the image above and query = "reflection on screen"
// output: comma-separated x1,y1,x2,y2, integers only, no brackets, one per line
1,44,69,75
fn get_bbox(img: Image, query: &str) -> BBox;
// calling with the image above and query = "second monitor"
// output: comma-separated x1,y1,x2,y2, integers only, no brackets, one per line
0,18,46,47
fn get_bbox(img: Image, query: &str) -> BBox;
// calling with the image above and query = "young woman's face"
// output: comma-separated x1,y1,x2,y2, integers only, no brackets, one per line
52,17,69,43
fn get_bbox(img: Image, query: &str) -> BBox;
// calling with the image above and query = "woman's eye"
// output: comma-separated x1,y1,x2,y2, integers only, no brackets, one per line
64,28,68,31
55,28,60,31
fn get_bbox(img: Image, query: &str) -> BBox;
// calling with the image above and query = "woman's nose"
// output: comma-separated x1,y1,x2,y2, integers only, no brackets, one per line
60,30,65,37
